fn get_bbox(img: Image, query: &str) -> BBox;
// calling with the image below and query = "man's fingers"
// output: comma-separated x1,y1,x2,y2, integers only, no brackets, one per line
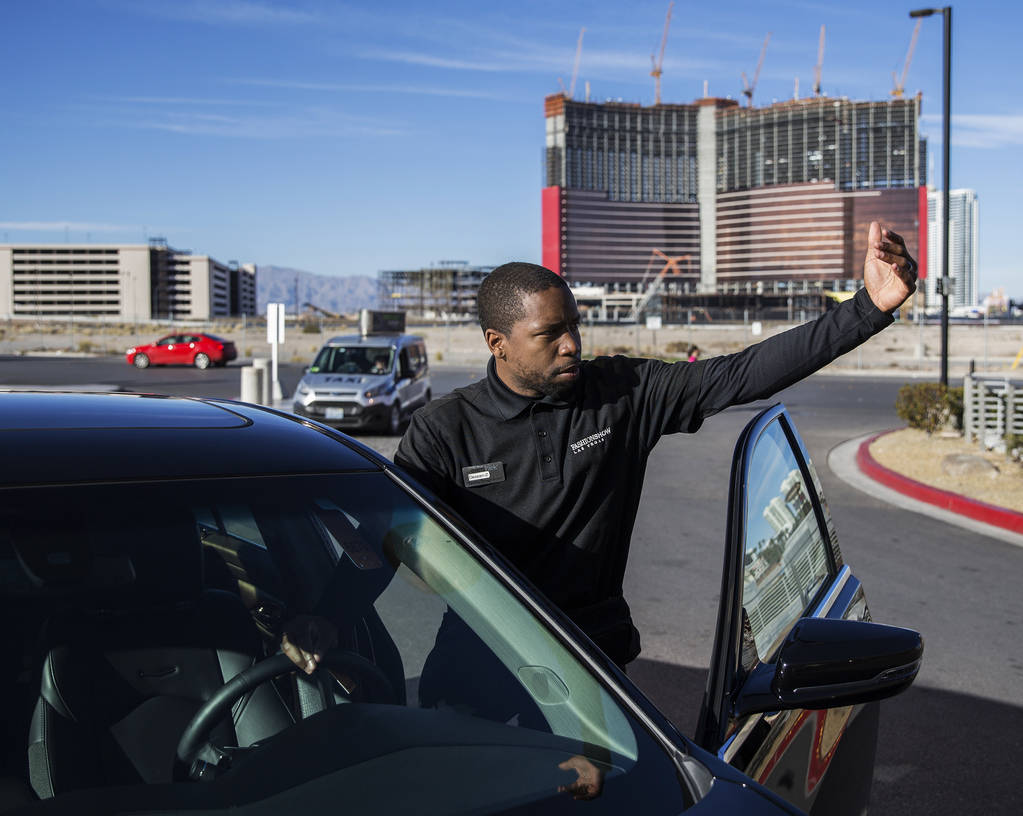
882,228,905,245
281,634,318,675
873,248,910,268
868,220,882,246
872,241,917,275
875,238,907,256
283,615,339,656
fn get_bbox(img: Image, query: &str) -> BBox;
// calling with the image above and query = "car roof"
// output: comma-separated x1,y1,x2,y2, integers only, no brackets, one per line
0,391,385,488
322,334,423,347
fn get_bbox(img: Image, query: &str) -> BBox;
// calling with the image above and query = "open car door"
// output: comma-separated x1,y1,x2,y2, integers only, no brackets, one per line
695,404,923,815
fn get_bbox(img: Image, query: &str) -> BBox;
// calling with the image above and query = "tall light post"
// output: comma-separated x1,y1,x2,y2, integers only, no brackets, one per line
910,6,952,386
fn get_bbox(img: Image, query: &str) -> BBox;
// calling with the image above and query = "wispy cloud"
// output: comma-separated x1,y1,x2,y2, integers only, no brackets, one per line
92,95,277,107
70,92,405,139
358,49,516,73
922,113,1023,148
228,78,506,101
125,106,403,138
357,44,724,83
124,0,319,26
0,221,136,232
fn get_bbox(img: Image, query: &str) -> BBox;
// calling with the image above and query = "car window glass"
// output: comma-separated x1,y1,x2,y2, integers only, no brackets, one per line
741,418,831,661
410,343,426,371
1,474,687,813
217,504,267,549
310,345,392,375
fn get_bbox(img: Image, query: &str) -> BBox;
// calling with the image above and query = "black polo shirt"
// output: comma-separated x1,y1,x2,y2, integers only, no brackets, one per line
395,288,892,664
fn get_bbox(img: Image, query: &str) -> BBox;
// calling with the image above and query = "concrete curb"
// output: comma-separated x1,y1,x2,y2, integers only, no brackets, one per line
828,434,1023,549
856,431,1023,535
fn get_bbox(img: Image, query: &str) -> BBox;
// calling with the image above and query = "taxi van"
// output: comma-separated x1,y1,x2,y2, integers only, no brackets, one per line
292,311,431,434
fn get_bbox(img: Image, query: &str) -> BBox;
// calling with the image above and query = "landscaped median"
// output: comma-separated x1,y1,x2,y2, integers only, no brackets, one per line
858,429,1023,535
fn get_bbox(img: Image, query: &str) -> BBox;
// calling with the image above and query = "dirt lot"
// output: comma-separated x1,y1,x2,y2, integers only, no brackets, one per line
3,315,1023,378
869,428,1023,514
3,315,1022,516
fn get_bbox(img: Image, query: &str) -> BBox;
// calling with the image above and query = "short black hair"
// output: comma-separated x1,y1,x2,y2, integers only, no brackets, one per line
477,262,568,335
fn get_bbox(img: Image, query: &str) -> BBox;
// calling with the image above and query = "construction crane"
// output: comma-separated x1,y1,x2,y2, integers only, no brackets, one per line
741,32,772,108
569,27,585,98
650,1,674,106
630,249,692,321
813,24,826,97
891,19,922,97
556,27,586,99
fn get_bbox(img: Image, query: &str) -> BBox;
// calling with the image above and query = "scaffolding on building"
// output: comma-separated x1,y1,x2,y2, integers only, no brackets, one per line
377,263,494,320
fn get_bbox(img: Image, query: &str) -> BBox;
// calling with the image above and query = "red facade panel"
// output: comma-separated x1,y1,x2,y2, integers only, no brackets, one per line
917,185,928,280
542,186,562,275
848,188,921,279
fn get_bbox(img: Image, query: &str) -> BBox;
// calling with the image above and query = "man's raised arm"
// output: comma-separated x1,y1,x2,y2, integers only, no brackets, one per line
694,221,917,418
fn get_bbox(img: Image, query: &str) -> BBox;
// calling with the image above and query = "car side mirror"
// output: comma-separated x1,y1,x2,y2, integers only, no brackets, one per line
732,617,923,718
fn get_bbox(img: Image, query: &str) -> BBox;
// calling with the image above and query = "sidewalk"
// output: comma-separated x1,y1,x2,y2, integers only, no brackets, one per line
828,433,1023,549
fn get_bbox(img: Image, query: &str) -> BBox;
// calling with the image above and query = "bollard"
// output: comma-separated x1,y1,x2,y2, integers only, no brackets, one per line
252,357,271,406
240,366,264,405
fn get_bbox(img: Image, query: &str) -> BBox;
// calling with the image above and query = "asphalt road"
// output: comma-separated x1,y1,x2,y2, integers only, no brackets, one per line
2,355,1020,813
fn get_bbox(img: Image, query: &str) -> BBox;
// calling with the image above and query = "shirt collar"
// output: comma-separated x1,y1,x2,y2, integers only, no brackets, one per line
485,357,575,420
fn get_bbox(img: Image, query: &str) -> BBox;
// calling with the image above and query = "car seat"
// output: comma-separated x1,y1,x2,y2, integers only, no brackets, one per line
25,512,295,799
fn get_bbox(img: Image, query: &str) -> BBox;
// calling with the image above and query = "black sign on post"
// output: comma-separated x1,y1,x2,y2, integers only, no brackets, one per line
360,309,407,336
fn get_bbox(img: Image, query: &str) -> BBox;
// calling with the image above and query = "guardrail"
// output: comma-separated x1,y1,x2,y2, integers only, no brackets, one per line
963,374,1023,449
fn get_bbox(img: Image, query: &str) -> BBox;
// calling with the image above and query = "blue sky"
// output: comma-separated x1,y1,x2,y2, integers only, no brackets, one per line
1,0,1019,296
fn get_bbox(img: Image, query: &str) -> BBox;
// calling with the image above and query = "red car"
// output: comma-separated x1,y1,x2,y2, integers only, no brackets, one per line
126,333,237,370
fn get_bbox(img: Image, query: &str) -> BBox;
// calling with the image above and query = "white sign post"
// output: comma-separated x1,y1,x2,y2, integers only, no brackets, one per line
266,302,286,401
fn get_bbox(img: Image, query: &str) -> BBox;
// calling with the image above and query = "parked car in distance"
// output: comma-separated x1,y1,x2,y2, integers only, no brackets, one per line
126,333,237,370
293,332,430,434
0,392,921,815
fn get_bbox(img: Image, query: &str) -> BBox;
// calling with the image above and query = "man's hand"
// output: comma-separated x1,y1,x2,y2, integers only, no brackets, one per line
281,615,338,675
863,220,918,313
557,755,605,801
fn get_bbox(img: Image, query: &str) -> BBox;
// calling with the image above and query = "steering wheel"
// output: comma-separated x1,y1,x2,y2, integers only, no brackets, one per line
175,650,396,782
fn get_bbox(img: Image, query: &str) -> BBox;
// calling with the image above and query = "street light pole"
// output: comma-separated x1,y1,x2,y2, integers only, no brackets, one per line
911,6,952,386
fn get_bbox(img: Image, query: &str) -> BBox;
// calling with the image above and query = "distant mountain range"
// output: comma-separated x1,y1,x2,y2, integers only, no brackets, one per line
256,265,378,316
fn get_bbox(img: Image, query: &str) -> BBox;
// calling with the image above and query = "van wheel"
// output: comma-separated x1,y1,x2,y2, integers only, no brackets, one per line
387,403,402,436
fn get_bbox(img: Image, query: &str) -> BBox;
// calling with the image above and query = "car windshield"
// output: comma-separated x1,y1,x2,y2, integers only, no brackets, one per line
1,472,685,813
310,345,393,375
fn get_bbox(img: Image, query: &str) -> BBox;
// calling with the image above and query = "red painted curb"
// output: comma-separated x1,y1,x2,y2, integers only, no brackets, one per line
857,431,1023,535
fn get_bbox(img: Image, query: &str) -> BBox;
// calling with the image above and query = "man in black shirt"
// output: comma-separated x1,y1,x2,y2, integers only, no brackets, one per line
282,221,915,721
393,221,917,669
280,222,916,797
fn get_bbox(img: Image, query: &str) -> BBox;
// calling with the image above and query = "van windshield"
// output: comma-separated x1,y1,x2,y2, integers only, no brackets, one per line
310,346,393,375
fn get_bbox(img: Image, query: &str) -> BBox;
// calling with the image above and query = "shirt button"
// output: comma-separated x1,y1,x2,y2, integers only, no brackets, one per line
543,455,552,463
538,430,547,438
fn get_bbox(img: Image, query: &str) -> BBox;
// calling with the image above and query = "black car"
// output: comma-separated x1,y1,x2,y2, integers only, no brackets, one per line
0,392,921,815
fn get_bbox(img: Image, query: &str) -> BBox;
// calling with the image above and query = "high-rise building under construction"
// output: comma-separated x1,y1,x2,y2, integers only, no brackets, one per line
542,93,928,319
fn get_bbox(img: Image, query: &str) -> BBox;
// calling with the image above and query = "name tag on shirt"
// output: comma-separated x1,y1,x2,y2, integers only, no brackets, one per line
462,462,505,488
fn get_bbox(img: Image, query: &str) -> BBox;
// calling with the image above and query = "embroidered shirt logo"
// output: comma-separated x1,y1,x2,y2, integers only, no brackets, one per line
570,427,612,454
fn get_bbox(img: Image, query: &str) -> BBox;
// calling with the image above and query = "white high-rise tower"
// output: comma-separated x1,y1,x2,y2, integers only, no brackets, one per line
927,188,979,310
